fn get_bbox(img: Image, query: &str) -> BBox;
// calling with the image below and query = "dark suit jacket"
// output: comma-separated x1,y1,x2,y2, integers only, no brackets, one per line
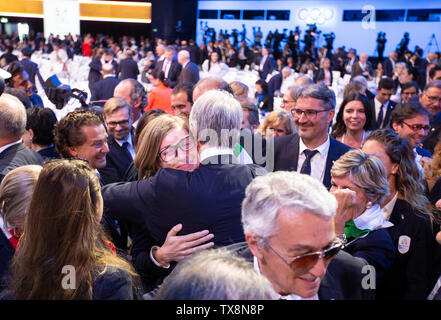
90,76,121,102
155,59,182,88
177,61,199,86
0,231,14,291
369,99,397,130
102,154,267,289
19,58,44,88
98,135,134,186
258,55,273,80
118,57,139,80
273,133,351,189
343,229,396,280
88,57,119,90
422,111,441,153
268,72,283,94
227,242,374,300
314,67,333,86
0,143,43,183
376,199,433,300
351,61,374,80
255,92,274,112
383,58,395,78
38,145,59,160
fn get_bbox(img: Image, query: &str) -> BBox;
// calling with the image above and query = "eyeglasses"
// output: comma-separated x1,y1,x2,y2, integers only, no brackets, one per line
291,108,332,120
424,93,441,104
267,240,343,272
402,121,431,132
158,135,195,163
106,119,130,127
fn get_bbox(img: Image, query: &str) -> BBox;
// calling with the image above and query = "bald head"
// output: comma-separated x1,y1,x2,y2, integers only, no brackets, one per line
0,93,26,143
178,50,190,65
193,77,232,101
293,74,313,86
360,53,368,63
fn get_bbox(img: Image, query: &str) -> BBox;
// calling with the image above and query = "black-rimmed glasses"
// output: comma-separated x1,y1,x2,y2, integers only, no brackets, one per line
291,108,332,120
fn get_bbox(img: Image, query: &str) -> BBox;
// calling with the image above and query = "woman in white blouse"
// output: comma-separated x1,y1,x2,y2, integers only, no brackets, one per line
202,51,229,79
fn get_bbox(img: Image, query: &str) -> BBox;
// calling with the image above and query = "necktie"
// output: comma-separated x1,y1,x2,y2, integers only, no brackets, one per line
300,149,319,175
377,104,384,128
162,60,168,73
122,141,133,160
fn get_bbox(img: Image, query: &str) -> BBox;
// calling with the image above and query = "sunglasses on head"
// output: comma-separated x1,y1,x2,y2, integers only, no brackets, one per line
267,239,343,271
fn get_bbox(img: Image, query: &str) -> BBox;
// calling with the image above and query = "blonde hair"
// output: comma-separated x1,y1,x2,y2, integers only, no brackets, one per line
258,110,293,139
229,81,249,100
0,165,42,234
103,97,132,120
135,114,188,179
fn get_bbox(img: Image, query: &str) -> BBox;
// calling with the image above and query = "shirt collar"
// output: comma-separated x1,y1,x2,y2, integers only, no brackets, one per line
299,135,330,157
253,256,318,300
0,139,22,154
382,192,398,221
199,147,234,162
115,132,133,148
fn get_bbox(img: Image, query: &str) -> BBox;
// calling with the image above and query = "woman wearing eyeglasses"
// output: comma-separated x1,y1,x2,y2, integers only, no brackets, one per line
330,92,373,149
128,114,214,292
330,149,396,282
362,129,436,300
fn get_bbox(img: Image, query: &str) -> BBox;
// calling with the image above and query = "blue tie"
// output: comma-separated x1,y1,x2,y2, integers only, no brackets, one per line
300,149,319,175
377,104,384,128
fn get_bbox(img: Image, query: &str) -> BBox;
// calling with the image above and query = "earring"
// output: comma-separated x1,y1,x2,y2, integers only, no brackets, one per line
366,201,373,209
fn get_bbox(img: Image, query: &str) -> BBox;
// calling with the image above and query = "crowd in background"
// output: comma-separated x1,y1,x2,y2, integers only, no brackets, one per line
1,26,441,301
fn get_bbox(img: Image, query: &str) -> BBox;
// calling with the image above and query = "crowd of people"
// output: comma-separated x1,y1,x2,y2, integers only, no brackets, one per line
1,27,441,301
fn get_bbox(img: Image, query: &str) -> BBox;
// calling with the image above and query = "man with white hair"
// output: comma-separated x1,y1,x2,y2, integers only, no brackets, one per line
230,171,372,300
177,49,199,86
268,66,295,97
102,90,267,286
351,52,374,81
0,93,42,182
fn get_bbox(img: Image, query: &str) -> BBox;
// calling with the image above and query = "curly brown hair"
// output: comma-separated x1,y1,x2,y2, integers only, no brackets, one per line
53,110,103,158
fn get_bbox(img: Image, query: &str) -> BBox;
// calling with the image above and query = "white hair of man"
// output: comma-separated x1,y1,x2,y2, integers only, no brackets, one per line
242,171,337,246
189,89,242,149
0,93,26,141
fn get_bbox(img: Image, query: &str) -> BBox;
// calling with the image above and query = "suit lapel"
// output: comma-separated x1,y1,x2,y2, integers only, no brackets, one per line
291,133,300,171
323,138,338,189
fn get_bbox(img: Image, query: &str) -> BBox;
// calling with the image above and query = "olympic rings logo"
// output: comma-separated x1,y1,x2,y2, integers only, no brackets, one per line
298,8,334,25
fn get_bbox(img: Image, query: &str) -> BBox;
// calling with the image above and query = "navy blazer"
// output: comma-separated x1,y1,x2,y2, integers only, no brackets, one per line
383,58,394,78
369,99,397,130
376,199,433,300
268,72,283,94
422,111,441,153
178,61,200,86
343,228,396,280
0,143,43,183
19,58,44,89
98,135,134,186
273,133,351,189
118,58,139,80
0,231,14,291
88,57,119,90
227,242,374,300
90,76,121,102
156,59,182,88
258,55,273,80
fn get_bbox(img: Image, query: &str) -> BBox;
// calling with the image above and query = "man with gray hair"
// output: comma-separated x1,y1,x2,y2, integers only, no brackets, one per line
102,90,267,287
177,50,199,86
273,84,351,189
0,93,42,182
229,171,371,299
268,66,295,97
421,80,441,153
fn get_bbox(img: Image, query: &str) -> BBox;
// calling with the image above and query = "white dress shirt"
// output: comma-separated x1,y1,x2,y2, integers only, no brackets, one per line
115,132,135,160
374,97,390,126
297,135,330,184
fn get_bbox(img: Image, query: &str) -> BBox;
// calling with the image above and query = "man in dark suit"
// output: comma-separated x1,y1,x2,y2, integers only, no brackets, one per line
0,94,43,183
257,47,273,81
155,46,182,88
420,81,441,153
383,51,397,78
88,48,118,93
117,50,139,81
98,97,134,185
351,52,374,81
102,90,266,289
90,63,120,102
171,82,193,117
237,171,373,299
177,49,199,86
369,77,397,130
273,84,351,189
19,47,44,90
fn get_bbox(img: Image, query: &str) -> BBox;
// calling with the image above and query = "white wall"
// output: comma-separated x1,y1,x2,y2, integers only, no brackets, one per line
197,0,441,57
43,0,80,38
